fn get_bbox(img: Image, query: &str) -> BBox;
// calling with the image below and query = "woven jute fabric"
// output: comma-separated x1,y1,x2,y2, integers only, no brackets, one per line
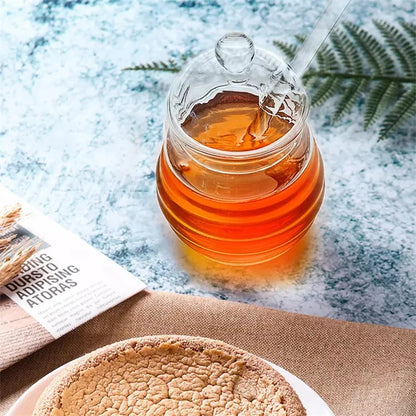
1,290,415,416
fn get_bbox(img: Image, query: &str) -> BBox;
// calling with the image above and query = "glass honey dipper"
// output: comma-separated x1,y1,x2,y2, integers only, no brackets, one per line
241,0,351,145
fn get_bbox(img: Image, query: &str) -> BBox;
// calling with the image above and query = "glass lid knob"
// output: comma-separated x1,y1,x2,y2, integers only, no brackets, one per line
215,32,255,74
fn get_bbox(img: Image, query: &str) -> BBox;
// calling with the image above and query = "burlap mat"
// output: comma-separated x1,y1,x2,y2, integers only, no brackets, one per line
0,290,414,415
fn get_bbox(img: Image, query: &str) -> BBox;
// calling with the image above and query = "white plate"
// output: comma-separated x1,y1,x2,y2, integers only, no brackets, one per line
266,361,334,416
8,359,334,416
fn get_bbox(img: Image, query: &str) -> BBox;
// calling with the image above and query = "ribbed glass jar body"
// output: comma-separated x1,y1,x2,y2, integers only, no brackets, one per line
156,117,324,265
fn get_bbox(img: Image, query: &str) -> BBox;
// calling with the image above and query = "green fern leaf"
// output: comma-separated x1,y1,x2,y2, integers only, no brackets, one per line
379,86,416,139
333,78,369,122
122,60,180,72
302,72,319,88
374,20,416,76
272,40,297,60
364,81,403,129
330,30,363,72
294,34,307,44
400,21,416,39
311,76,343,106
316,44,339,72
344,22,395,75
303,74,317,88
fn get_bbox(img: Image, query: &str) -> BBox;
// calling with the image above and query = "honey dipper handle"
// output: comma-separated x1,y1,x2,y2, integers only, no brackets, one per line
290,0,352,77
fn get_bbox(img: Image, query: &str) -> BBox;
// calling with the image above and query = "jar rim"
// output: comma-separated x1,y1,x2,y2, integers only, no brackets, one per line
166,47,310,160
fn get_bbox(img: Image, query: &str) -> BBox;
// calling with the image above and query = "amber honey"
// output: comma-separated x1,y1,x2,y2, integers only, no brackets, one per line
157,91,324,265
182,91,292,151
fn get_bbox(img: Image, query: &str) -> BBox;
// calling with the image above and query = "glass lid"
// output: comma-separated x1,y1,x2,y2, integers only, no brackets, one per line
168,32,308,128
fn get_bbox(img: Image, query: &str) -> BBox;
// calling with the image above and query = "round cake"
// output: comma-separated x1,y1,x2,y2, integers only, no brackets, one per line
33,335,306,416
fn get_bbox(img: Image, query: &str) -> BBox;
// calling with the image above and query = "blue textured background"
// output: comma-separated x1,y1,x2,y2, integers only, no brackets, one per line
1,0,415,328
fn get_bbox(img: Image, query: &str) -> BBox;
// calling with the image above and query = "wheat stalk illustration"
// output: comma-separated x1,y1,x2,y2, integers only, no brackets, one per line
0,204,40,287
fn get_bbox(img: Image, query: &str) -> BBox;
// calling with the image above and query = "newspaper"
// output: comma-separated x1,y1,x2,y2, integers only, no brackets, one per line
0,185,146,371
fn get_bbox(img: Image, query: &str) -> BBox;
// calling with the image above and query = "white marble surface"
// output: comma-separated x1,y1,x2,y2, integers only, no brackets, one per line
0,0,415,328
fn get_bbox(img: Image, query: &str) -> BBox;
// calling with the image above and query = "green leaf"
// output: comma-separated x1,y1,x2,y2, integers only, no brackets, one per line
294,34,307,44
344,22,395,75
302,73,319,88
122,60,181,72
316,44,339,72
379,86,416,139
333,78,369,122
400,21,416,39
364,81,403,129
311,76,343,106
330,30,363,72
374,20,416,77
272,40,297,60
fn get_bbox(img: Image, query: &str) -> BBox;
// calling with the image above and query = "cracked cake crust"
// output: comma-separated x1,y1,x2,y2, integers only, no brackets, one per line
33,335,306,416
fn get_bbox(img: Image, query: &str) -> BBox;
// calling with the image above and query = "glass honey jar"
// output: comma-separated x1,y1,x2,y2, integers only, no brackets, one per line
157,33,324,265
